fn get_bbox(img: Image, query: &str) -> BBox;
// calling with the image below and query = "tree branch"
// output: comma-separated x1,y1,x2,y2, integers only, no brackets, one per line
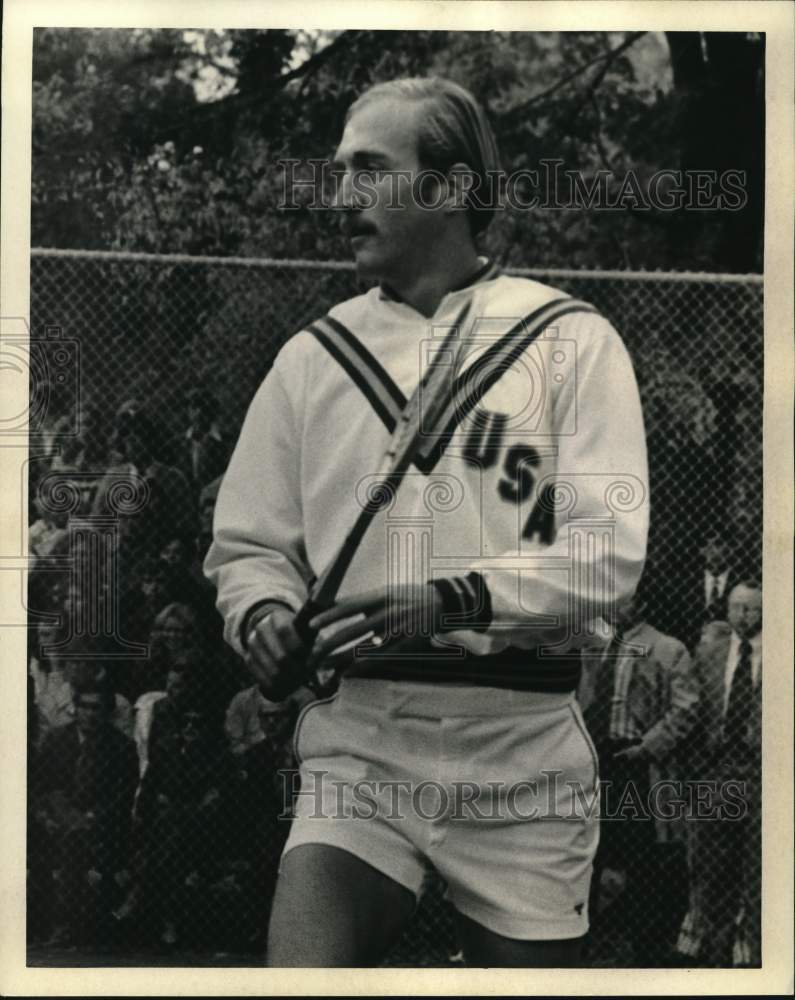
269,30,354,91
209,29,355,110
559,32,647,136
146,30,358,144
498,31,647,132
588,94,614,171
204,59,237,78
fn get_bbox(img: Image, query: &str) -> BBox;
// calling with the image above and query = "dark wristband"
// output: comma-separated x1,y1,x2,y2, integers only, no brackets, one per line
240,599,294,650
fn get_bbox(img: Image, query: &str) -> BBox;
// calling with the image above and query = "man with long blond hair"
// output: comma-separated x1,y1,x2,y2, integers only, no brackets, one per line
208,77,648,966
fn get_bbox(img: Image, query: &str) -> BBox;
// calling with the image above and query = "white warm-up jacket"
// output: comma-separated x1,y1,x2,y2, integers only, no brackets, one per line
205,267,649,690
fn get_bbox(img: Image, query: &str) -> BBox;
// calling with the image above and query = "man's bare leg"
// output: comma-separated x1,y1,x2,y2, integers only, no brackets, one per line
455,910,585,967
266,844,416,967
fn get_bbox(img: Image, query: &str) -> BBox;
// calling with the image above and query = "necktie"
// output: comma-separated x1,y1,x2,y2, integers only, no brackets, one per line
74,739,96,808
708,575,720,614
724,639,753,754
585,629,623,750
192,440,201,481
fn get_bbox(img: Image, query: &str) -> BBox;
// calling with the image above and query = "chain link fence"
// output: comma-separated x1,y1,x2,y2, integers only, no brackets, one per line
26,249,762,966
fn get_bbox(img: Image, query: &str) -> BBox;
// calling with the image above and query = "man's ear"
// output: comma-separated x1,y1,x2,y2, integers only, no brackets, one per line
444,161,476,215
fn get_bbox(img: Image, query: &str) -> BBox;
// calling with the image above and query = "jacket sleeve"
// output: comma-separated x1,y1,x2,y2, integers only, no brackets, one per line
640,638,700,761
453,312,649,650
204,358,311,656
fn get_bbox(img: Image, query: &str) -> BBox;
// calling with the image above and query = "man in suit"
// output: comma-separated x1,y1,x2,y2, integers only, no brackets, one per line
93,410,197,586
172,389,229,495
646,530,739,654
676,579,762,967
700,533,738,626
32,674,139,946
579,587,699,964
197,475,223,563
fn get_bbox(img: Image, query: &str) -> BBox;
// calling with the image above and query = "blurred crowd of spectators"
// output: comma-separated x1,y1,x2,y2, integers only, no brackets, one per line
27,392,327,954
580,536,762,968
26,392,762,967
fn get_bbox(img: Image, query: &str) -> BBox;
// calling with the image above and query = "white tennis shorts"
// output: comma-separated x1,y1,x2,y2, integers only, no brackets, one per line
283,677,599,941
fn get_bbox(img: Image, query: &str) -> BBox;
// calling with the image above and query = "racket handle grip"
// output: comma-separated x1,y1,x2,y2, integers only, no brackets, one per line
293,597,324,647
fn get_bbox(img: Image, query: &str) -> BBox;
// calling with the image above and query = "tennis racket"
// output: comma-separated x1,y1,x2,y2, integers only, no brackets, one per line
292,301,471,645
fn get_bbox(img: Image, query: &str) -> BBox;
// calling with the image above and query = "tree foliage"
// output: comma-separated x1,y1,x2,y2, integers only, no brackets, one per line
32,28,763,270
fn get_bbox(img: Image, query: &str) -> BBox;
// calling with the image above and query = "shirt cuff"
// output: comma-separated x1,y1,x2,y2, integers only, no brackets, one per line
240,599,295,650
429,572,492,632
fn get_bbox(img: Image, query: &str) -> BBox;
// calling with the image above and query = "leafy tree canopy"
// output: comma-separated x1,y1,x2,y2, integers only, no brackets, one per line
32,28,763,271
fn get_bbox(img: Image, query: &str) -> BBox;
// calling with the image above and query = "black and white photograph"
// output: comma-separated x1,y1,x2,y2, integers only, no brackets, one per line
1,0,792,993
